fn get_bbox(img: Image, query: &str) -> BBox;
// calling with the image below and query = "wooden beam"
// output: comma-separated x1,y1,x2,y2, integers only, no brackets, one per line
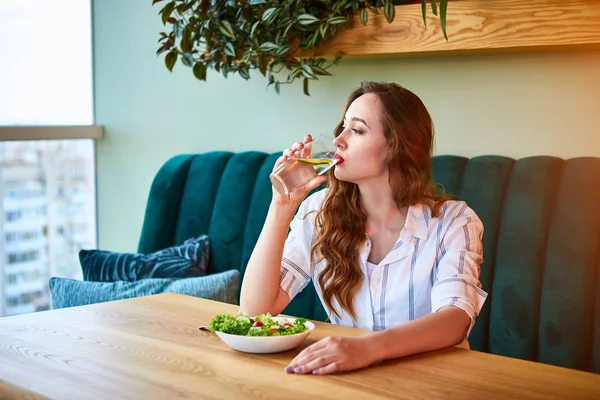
297,0,600,59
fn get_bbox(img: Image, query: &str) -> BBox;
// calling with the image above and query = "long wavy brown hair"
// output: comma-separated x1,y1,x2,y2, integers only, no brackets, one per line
311,81,448,322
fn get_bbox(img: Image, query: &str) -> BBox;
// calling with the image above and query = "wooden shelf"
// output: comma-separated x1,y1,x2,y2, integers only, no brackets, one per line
297,0,600,59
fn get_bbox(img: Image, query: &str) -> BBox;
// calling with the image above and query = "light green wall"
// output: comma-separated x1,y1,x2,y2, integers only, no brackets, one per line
93,0,600,252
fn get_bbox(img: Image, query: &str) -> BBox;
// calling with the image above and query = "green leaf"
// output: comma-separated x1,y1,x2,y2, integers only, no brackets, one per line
290,66,302,79
360,8,368,25
297,14,319,25
176,2,188,14
283,20,295,38
181,53,194,67
307,33,319,48
431,0,438,16
156,43,170,56
275,16,291,30
259,42,279,52
181,27,191,52
384,1,395,24
334,51,344,64
262,7,277,22
152,0,165,5
182,2,195,13
312,66,332,76
275,45,290,57
239,68,250,80
224,42,236,57
250,21,260,39
328,16,348,25
219,20,236,40
165,50,177,72
319,23,327,38
332,1,344,14
421,0,427,26
274,81,280,95
303,78,310,96
193,62,207,81
239,50,250,63
440,0,448,40
172,21,182,38
301,64,316,79
160,2,175,25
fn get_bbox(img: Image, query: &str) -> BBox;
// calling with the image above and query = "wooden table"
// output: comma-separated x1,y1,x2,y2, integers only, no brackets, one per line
1,293,599,400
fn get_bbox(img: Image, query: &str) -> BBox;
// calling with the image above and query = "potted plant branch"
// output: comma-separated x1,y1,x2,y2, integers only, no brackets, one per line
153,0,449,95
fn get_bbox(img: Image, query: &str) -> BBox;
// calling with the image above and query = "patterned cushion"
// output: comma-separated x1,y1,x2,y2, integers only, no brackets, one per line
49,270,239,309
80,235,210,282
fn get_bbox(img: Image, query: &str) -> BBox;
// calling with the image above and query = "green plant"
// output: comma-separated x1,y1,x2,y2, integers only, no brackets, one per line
153,0,449,95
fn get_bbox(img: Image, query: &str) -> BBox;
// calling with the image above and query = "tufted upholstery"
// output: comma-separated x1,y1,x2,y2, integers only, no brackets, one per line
138,152,600,373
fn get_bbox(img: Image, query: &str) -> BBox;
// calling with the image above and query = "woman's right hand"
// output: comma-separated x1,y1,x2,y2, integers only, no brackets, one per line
271,134,328,206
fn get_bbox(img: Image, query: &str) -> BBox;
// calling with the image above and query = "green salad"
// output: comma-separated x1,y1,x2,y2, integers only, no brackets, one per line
209,311,308,337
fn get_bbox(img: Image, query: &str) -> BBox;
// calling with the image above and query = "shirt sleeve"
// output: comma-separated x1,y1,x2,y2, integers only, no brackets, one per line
279,195,318,301
430,203,488,338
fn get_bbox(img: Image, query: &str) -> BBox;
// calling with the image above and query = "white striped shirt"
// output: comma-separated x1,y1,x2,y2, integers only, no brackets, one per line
279,189,488,338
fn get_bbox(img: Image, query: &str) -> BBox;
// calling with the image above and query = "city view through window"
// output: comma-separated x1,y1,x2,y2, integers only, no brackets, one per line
0,140,96,316
0,0,96,316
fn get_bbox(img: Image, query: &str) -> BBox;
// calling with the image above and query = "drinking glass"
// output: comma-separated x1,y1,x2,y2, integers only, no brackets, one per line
269,135,338,195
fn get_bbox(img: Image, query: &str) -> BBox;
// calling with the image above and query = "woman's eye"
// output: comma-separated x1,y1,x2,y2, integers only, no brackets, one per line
352,128,363,134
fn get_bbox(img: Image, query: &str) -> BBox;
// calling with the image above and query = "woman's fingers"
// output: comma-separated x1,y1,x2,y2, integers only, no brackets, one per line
290,142,304,159
300,134,312,158
305,175,328,192
273,155,286,169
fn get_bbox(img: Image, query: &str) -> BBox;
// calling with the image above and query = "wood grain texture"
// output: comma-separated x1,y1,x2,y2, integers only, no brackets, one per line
1,293,599,400
297,0,600,59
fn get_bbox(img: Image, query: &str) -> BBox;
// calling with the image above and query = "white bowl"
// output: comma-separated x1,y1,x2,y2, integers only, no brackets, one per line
214,317,315,354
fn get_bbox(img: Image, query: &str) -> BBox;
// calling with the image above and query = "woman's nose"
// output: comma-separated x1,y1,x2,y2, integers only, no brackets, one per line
333,134,346,150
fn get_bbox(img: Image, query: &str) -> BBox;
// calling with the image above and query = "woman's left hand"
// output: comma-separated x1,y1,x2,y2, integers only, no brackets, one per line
284,336,380,375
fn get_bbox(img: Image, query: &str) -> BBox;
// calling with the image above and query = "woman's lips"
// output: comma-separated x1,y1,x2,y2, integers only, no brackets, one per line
334,155,345,165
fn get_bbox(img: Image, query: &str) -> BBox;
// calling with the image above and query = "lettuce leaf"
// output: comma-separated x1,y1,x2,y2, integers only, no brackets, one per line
209,313,251,335
209,312,307,336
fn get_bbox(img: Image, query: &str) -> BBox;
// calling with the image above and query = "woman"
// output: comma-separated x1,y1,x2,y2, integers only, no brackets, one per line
240,81,487,375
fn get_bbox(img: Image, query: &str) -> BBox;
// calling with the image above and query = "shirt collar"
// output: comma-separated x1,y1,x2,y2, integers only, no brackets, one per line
403,203,429,240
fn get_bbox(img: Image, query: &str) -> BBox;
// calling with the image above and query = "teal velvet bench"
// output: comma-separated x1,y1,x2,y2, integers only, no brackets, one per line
138,151,600,374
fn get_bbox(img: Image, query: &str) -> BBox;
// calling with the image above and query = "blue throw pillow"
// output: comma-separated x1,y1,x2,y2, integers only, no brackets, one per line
80,235,210,282
49,269,239,309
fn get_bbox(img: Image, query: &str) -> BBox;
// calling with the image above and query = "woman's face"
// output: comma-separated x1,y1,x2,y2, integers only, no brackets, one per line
333,93,389,184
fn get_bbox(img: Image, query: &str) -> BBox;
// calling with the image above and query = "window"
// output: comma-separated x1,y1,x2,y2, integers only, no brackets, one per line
0,0,92,125
6,211,21,222
7,250,40,264
0,0,99,317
